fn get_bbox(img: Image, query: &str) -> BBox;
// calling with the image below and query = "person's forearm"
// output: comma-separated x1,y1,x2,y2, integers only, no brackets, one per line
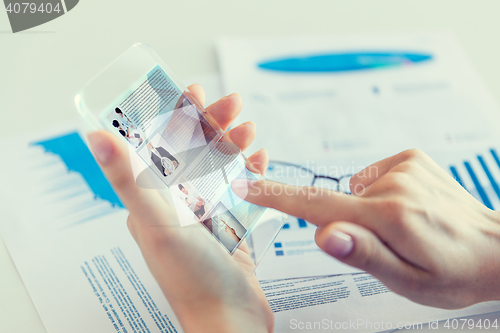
473,210,500,304
177,302,270,333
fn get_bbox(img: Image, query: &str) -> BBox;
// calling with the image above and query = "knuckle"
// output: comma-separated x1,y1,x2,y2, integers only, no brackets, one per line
111,171,136,194
304,185,321,198
143,226,168,255
400,148,425,161
126,214,134,228
302,186,320,215
355,238,383,270
126,214,167,253
404,276,427,294
350,173,360,186
383,172,412,193
298,186,314,201
391,161,415,174
349,175,361,193
352,183,368,196
301,186,334,221
126,214,140,242
149,235,167,254
379,197,410,225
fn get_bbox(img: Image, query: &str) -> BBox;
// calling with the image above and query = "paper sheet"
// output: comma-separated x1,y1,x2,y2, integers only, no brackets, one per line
217,32,500,162
252,216,361,280
261,274,500,333
0,125,182,333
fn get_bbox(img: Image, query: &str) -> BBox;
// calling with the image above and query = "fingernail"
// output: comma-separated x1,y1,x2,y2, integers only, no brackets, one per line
323,230,354,258
87,132,113,165
231,179,256,198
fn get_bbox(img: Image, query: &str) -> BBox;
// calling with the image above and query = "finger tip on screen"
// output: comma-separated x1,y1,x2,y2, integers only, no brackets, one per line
231,179,251,199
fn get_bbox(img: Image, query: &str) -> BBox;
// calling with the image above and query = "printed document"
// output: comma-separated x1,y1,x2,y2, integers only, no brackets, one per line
217,32,500,162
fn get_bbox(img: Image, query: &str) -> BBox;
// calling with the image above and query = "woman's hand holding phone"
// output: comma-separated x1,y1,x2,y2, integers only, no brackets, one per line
87,84,273,333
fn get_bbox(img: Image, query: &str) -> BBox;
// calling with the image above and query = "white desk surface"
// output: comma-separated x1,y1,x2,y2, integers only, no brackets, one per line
1,1,500,332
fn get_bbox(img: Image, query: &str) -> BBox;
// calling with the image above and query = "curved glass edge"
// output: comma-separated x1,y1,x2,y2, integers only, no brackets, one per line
75,43,228,150
245,210,287,278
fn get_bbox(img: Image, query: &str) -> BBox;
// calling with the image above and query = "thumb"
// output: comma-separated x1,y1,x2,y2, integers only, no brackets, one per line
86,131,175,223
315,222,418,284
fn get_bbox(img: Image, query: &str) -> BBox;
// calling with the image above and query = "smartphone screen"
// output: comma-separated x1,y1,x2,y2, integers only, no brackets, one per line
101,65,265,253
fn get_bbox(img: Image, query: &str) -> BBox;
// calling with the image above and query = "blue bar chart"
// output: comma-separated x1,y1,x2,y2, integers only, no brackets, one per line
279,218,310,231
273,218,315,256
449,148,500,210
31,132,124,228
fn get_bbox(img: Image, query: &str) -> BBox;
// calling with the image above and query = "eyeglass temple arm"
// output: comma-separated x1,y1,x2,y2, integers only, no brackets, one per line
313,174,340,182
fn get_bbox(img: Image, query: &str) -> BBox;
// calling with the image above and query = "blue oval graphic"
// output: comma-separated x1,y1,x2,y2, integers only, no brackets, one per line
257,52,433,73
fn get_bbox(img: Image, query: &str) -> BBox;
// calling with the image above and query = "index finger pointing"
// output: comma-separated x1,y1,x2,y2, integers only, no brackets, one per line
231,179,364,226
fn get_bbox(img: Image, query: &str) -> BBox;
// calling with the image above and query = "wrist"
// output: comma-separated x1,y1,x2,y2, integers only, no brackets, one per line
178,301,269,333
474,210,500,304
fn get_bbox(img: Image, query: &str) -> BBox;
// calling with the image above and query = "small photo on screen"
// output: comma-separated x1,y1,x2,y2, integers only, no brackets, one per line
175,181,209,221
106,107,145,149
202,202,247,253
140,134,184,180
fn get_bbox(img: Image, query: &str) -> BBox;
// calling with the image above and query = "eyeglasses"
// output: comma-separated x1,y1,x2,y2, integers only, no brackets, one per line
265,160,353,194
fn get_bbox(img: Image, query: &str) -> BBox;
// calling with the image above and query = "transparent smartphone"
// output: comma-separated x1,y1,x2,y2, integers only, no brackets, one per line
75,43,285,275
